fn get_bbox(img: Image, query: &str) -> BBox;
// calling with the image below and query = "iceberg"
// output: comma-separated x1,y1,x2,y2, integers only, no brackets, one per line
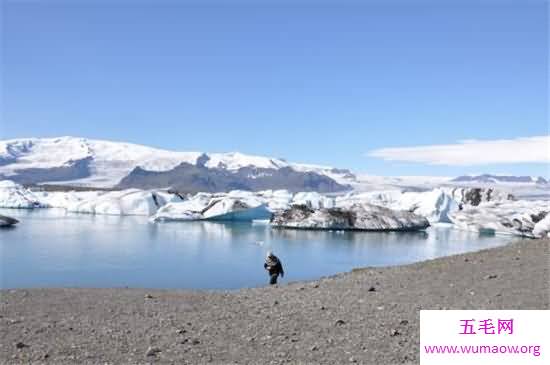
152,193,272,222
0,180,45,208
0,214,19,227
291,191,335,209
202,198,272,221
270,203,430,231
449,200,549,238
66,189,183,216
444,187,514,206
33,190,103,209
533,213,550,238
335,188,457,223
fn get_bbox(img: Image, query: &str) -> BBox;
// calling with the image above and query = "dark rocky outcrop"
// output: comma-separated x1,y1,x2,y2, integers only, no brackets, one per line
116,164,350,194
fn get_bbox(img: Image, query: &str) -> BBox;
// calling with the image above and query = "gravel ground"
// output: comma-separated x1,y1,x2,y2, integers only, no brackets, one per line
1,239,548,365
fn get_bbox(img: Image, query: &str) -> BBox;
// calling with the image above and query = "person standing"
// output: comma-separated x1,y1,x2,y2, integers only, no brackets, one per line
264,251,284,285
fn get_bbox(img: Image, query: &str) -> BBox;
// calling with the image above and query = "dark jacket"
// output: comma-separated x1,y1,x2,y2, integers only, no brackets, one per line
264,255,284,277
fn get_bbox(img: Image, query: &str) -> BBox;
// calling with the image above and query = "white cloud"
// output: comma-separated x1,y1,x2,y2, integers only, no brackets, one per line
368,136,550,166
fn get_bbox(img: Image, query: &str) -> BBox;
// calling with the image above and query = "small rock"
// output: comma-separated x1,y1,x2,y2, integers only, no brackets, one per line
368,286,376,292
377,306,384,310
312,283,319,288
399,320,409,326
15,342,27,349
310,345,318,351
390,329,401,337
191,339,200,345
349,357,357,363
464,258,469,262
273,300,279,306
320,306,326,310
43,353,49,359
484,274,498,280
144,294,154,299
176,328,187,335
470,291,475,296
335,319,346,326
146,346,161,356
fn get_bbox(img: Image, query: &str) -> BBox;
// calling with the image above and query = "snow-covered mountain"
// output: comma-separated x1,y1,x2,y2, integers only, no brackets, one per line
0,137,355,192
452,174,548,184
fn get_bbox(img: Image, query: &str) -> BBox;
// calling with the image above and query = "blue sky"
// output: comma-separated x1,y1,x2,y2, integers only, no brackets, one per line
2,0,548,176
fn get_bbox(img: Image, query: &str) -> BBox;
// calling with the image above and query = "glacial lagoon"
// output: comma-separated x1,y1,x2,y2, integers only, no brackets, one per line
0,208,510,289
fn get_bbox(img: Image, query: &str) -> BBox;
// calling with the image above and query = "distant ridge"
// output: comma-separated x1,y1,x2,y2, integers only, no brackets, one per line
452,174,548,184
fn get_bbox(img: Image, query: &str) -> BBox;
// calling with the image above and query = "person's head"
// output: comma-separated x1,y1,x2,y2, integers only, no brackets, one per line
266,251,274,258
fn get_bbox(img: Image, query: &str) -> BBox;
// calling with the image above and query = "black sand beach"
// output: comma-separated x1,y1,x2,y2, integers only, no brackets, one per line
1,239,548,364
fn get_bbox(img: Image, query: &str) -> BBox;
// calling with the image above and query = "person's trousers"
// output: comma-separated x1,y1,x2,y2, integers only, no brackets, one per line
269,273,279,285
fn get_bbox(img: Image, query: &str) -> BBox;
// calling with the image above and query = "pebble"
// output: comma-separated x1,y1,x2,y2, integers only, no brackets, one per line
484,274,498,280
144,294,154,299
310,345,318,351
349,356,357,363
399,320,409,326
368,286,376,292
390,329,401,337
191,339,201,345
145,346,161,356
335,319,346,326
15,342,27,349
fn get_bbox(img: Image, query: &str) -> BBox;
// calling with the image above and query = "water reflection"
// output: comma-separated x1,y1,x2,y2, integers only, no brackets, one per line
0,209,510,289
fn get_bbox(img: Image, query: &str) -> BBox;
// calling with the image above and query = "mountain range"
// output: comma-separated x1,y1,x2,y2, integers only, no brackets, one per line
1,137,547,193
452,174,548,184
0,137,355,193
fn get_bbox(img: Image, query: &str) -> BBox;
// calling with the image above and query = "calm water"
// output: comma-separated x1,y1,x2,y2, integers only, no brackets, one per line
1,208,510,289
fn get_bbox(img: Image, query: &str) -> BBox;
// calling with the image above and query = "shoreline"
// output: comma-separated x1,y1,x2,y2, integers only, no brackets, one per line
1,239,548,364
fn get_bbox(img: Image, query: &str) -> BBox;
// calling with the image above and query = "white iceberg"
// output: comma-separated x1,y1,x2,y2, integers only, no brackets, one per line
335,188,457,223
0,180,45,208
533,213,550,238
449,200,549,238
152,192,272,222
291,191,335,209
67,189,182,216
255,189,293,211
33,190,103,209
